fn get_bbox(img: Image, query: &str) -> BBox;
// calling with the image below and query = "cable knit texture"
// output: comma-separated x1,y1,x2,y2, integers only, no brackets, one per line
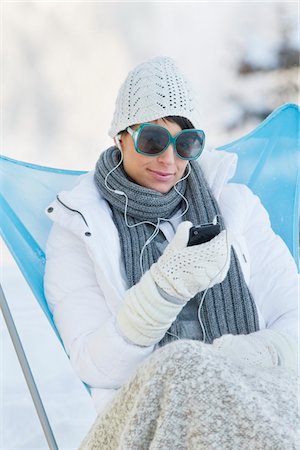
212,331,279,368
212,329,298,370
79,340,298,450
108,56,201,137
150,224,230,301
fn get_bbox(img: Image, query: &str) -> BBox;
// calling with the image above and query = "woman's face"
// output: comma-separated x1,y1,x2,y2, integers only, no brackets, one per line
117,118,189,194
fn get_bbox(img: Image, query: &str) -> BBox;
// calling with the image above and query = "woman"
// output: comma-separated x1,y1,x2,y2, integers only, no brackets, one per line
44,57,298,449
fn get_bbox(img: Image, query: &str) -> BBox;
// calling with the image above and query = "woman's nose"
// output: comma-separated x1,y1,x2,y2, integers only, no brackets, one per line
157,144,176,164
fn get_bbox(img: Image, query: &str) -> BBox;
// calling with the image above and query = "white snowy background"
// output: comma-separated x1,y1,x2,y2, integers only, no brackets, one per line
1,1,298,449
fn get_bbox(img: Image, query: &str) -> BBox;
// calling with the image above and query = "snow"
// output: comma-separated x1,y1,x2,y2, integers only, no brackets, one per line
1,242,96,449
1,2,298,448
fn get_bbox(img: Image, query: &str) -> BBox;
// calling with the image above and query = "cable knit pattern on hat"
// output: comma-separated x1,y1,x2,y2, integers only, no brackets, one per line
108,56,201,137
79,340,298,450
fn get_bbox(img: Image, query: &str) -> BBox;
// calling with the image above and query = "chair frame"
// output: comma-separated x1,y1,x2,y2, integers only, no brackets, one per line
0,284,59,449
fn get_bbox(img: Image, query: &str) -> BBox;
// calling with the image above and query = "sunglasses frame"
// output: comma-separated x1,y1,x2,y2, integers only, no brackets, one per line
127,123,205,160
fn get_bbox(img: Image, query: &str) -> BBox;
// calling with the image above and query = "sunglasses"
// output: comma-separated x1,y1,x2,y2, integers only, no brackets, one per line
126,123,205,160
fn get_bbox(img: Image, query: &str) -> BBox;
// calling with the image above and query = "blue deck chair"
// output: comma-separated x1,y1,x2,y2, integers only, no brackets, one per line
0,102,299,449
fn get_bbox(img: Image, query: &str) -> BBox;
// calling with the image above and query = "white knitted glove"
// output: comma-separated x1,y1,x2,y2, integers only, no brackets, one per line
117,221,231,347
150,221,231,301
117,270,187,346
212,329,298,369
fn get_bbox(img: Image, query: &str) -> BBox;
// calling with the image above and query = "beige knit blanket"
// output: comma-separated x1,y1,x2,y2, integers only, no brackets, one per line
79,340,299,450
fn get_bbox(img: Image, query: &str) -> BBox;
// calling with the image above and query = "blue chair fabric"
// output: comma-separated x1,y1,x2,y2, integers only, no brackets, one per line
217,103,299,266
0,158,87,338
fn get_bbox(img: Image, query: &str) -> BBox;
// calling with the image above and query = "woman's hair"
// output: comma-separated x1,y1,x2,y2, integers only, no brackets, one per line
163,116,195,130
119,116,195,136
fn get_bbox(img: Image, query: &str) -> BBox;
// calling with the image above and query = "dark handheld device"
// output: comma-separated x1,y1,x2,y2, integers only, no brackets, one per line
187,223,221,247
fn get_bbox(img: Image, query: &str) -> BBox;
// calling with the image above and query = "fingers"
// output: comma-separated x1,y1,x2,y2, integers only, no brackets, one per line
208,229,227,245
169,221,193,249
197,230,231,285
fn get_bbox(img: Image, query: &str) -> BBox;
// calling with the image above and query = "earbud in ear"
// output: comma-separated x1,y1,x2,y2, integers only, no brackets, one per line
115,134,122,151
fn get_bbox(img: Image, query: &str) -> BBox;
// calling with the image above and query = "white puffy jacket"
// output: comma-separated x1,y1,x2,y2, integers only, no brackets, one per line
44,149,298,414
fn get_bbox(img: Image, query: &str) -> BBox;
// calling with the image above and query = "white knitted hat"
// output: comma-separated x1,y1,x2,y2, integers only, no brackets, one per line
108,56,201,138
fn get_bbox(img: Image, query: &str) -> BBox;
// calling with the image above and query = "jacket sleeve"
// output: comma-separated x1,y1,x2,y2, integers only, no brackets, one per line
231,184,298,341
44,223,154,389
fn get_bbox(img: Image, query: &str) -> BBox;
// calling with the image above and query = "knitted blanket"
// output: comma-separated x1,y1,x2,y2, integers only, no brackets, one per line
79,340,299,450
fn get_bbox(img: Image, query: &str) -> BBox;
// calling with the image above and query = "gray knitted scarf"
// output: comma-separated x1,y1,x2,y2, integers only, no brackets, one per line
94,147,259,345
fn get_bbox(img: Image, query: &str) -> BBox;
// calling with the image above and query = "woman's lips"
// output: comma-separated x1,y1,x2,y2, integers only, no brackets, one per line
148,169,174,181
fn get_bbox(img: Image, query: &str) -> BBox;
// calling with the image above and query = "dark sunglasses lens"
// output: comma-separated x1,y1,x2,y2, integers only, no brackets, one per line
176,131,205,159
137,126,169,155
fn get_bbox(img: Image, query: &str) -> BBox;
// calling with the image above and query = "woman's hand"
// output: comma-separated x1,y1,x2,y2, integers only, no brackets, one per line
117,221,231,347
212,329,298,370
150,221,231,301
